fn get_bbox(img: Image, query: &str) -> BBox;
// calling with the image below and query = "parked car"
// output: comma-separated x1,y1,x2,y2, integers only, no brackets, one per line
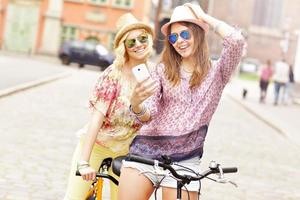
239,58,261,73
58,40,114,69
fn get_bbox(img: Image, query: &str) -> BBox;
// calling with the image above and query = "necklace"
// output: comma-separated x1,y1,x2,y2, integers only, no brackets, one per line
182,66,194,74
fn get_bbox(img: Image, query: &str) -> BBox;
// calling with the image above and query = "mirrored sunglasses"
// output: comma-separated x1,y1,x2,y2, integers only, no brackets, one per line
168,30,191,44
125,33,149,48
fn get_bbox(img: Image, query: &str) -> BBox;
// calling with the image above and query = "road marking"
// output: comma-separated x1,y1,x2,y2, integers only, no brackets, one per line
0,72,72,99
226,93,286,136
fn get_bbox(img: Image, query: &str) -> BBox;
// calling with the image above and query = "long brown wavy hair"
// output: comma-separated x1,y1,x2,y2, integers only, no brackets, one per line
161,22,211,89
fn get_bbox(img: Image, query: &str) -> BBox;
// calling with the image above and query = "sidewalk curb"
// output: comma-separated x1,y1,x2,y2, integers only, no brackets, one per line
226,93,286,136
294,98,300,105
0,72,72,99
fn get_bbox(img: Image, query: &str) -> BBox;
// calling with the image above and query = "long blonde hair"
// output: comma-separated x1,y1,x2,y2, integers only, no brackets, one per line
161,22,211,89
113,29,153,68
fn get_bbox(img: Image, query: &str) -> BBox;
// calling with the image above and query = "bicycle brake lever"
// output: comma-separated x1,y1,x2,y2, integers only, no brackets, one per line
216,178,238,188
228,180,238,188
216,164,238,187
217,164,224,179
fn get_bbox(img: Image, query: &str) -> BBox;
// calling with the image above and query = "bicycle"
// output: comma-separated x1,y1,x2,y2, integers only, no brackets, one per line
124,154,238,200
76,154,238,200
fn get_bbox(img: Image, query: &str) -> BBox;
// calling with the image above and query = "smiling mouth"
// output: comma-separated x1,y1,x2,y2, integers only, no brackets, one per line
178,44,189,51
134,48,146,54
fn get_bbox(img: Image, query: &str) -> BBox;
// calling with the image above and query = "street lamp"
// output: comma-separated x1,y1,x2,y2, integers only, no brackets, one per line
294,30,300,82
280,17,292,60
280,31,290,59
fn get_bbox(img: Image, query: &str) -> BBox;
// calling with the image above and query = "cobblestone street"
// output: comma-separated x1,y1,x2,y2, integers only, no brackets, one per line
0,68,299,200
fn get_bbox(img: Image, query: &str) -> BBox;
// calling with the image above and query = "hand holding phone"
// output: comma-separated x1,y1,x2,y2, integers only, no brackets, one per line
132,64,151,82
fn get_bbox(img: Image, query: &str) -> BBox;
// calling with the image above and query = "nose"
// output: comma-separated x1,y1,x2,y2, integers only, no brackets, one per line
176,35,185,44
135,39,143,47
176,37,184,44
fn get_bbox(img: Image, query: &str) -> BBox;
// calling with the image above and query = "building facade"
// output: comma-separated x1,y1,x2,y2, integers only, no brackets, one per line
0,0,152,55
150,0,300,81
205,0,300,81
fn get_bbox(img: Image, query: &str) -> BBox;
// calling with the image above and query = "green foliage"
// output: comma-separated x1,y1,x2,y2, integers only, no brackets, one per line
238,72,259,81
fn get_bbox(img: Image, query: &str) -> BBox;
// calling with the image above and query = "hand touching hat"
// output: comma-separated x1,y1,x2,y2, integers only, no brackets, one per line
183,3,207,21
161,4,209,36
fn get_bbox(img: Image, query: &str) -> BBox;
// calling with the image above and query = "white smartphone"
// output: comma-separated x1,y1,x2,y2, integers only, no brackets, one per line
132,64,151,82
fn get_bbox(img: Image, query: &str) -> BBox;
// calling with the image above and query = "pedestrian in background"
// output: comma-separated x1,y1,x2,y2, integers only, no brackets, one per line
258,59,273,103
284,64,295,104
118,3,245,200
273,59,289,105
63,13,155,200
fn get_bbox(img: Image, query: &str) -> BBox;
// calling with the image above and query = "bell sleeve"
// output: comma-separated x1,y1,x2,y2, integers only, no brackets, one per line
88,67,118,116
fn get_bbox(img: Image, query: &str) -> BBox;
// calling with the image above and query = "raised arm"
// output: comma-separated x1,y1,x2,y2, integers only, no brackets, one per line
184,3,245,84
184,3,235,38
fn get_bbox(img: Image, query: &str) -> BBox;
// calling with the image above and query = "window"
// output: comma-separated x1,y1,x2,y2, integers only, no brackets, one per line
61,26,78,43
64,0,84,3
72,41,84,49
88,0,108,5
252,0,282,29
84,42,96,52
96,44,109,55
112,0,133,9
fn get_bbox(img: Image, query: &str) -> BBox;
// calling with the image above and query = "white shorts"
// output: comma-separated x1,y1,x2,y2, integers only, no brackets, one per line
122,157,201,192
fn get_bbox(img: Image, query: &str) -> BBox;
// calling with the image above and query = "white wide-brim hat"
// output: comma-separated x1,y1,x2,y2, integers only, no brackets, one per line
161,5,209,36
114,13,154,49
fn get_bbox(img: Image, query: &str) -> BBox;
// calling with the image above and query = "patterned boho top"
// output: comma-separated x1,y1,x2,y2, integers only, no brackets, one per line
129,30,245,161
77,65,141,153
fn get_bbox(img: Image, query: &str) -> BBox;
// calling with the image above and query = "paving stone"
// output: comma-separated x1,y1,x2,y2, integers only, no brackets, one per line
0,56,299,199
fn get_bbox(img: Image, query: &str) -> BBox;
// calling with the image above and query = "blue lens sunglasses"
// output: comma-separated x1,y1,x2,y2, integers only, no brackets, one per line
168,30,191,44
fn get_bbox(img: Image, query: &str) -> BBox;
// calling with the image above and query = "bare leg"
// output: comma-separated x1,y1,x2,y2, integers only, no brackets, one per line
118,167,154,200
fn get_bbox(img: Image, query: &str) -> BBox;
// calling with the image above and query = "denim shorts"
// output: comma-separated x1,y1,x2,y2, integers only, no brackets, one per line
122,156,201,192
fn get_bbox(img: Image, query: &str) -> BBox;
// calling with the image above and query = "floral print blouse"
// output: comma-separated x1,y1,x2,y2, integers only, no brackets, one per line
78,65,141,153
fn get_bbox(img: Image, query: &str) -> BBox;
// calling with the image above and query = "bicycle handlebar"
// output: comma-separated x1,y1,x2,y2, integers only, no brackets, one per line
75,171,119,185
126,154,237,181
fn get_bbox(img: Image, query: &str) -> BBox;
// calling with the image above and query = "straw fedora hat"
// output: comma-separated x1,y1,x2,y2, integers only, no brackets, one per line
114,13,154,49
161,5,209,36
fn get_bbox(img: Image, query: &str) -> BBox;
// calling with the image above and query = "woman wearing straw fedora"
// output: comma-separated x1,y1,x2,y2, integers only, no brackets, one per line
118,3,245,200
63,13,157,200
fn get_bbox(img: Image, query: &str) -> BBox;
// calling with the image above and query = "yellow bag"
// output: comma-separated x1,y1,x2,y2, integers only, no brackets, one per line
85,178,104,200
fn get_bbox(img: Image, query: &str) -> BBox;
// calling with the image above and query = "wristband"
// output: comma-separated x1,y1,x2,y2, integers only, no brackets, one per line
129,104,146,117
213,22,223,33
77,160,90,170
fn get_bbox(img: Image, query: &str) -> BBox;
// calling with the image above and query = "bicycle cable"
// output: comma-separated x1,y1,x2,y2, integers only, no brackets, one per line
154,176,166,200
168,175,191,200
173,163,201,199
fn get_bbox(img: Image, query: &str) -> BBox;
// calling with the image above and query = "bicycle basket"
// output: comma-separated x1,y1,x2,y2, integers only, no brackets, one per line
85,178,103,200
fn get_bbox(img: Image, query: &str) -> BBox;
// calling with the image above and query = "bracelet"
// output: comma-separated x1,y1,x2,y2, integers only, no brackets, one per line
77,164,89,171
129,104,146,117
77,160,90,170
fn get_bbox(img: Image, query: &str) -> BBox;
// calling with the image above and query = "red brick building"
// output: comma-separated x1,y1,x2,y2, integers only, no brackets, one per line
60,0,152,49
0,0,152,54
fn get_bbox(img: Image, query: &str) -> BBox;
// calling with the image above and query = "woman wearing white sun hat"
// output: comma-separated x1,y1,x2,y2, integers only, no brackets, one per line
118,3,245,200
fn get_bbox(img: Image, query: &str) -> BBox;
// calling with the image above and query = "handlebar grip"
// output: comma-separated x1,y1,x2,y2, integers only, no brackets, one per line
127,154,155,166
75,170,81,176
222,167,238,173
